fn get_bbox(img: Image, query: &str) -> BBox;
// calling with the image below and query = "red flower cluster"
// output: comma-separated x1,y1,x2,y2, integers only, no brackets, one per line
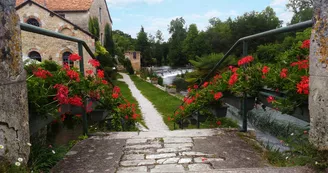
301,39,310,49
297,76,309,95
88,59,100,67
68,54,81,61
291,59,309,70
102,80,108,85
228,72,238,86
112,86,121,99
68,95,83,107
216,121,221,126
202,82,209,88
238,56,254,66
53,84,69,104
188,88,192,93
184,97,195,104
267,96,275,103
112,92,119,99
33,68,53,79
113,86,121,93
86,70,93,76
97,69,105,78
262,66,270,75
89,91,100,100
280,68,288,78
66,69,80,82
214,92,223,100
193,84,199,89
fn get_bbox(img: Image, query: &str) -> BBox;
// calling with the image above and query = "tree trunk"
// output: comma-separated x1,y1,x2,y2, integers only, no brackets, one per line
0,0,30,163
309,0,328,150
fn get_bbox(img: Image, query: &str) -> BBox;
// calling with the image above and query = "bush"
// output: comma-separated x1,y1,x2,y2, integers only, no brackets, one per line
124,59,134,75
172,77,188,92
158,77,163,86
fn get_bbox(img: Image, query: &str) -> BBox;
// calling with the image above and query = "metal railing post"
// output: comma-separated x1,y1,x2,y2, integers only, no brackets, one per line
241,41,248,132
78,42,88,135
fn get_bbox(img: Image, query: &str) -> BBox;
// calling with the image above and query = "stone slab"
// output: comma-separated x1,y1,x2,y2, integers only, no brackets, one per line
180,152,215,157
126,138,148,145
125,144,162,150
157,147,191,153
163,137,193,143
117,166,148,173
156,157,180,164
125,149,155,154
122,154,144,160
51,138,125,173
151,164,185,172
120,159,155,166
194,157,224,163
165,143,193,148
188,164,213,171
178,158,192,164
146,153,176,159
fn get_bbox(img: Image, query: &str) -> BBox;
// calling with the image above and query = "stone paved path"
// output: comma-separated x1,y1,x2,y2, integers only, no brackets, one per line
118,73,169,131
52,129,314,173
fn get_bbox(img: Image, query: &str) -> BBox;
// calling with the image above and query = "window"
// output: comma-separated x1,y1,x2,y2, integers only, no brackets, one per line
99,7,102,24
26,18,40,27
28,51,41,62
133,52,137,59
62,52,74,68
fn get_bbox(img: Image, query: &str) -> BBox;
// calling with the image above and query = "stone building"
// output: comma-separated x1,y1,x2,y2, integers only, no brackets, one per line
15,0,113,73
125,51,141,71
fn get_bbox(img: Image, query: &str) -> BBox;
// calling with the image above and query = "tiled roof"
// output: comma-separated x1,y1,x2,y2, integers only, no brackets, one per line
16,0,93,11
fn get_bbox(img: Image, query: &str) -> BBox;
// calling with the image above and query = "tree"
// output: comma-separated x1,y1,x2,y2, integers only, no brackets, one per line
168,17,187,66
136,26,152,66
183,24,199,61
88,17,100,39
287,0,313,24
104,23,115,56
112,30,136,60
0,0,30,165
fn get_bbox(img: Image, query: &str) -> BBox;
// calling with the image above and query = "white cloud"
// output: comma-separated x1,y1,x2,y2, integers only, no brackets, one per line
107,0,164,6
270,0,289,6
270,0,293,25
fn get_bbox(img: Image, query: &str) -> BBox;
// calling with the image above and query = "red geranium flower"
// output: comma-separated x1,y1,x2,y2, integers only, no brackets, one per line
53,84,69,104
66,69,80,82
68,95,83,107
179,106,184,111
75,114,82,118
88,59,100,67
216,121,222,126
132,114,139,120
214,92,223,101
238,55,254,66
68,53,81,61
97,69,105,78
112,92,119,99
280,68,288,78
185,98,194,104
125,115,129,120
301,39,310,49
262,66,270,75
267,96,275,103
86,70,93,75
297,76,309,95
228,73,238,86
202,82,209,88
113,86,121,93
33,68,53,79
193,84,199,89
188,88,192,93
291,59,309,70
102,80,108,85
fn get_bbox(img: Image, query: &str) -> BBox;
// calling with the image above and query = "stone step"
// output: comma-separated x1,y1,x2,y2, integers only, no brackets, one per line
188,167,314,173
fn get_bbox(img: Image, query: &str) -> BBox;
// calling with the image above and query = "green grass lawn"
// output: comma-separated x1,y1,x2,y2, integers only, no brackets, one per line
114,80,147,129
130,75,182,130
116,73,123,79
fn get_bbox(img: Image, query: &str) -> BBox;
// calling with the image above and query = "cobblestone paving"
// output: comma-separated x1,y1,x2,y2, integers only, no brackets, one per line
117,137,225,173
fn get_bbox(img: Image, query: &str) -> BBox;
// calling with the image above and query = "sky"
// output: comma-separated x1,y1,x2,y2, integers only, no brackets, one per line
106,0,293,40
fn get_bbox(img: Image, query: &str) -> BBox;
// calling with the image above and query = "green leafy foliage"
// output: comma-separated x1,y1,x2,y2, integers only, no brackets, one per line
88,17,100,38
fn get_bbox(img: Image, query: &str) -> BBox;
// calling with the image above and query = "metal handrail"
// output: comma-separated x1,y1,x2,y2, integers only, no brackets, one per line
174,20,314,131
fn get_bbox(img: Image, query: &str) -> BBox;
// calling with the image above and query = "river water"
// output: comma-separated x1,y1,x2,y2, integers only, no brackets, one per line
151,66,193,85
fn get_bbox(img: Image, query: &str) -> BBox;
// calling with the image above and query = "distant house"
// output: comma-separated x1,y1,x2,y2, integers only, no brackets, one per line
125,51,141,71
16,0,113,44
15,0,113,73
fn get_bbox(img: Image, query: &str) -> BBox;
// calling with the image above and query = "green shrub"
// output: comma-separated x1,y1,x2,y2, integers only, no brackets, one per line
158,77,163,86
124,59,134,75
172,77,188,91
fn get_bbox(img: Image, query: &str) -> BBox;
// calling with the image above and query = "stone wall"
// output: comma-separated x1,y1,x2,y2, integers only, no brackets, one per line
309,0,328,150
0,0,30,163
125,51,141,71
17,3,96,73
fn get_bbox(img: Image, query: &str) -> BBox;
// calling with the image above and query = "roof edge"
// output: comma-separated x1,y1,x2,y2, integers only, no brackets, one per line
103,0,113,24
16,0,95,38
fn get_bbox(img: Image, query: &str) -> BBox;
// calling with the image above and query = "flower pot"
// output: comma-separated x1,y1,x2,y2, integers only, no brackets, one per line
166,87,177,94
191,112,208,123
90,109,108,122
29,112,54,135
209,105,228,118
222,95,255,111
178,119,190,129
291,104,310,122
151,79,158,84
